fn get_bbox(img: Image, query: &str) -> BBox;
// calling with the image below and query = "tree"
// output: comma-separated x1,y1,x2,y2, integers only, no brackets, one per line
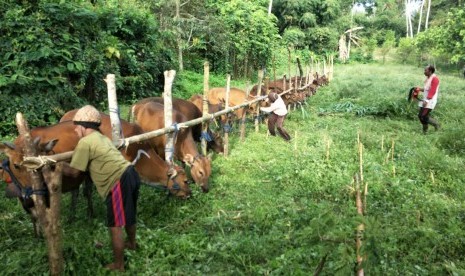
379,30,396,63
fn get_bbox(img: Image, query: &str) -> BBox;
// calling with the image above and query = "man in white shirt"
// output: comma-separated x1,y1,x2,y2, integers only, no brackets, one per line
260,92,291,141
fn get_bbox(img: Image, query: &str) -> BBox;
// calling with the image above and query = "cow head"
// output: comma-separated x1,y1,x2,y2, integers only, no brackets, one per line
207,130,224,154
166,165,191,199
183,153,211,193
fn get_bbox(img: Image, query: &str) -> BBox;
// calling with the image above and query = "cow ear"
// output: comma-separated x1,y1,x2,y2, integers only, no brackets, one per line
183,154,194,167
167,167,178,178
42,139,59,152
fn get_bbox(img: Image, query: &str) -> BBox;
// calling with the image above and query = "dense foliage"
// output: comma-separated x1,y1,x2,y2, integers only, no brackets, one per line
1,63,465,274
0,0,174,135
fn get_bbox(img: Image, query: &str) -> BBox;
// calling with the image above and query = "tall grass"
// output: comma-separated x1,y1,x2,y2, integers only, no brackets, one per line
1,63,465,275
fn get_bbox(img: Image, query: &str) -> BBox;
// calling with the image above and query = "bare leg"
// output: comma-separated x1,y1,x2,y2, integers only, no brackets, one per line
105,227,125,272
125,224,137,250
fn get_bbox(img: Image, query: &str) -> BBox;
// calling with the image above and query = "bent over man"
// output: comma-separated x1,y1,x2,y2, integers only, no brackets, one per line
260,92,291,141
64,105,140,272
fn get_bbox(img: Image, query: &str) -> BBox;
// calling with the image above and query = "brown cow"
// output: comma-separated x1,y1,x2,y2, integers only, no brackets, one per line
132,97,224,154
207,87,259,123
130,101,212,193
58,112,192,198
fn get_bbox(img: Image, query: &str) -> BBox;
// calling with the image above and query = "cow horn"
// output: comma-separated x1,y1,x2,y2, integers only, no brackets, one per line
42,139,59,152
3,142,16,150
167,167,178,178
183,154,194,167
33,137,41,147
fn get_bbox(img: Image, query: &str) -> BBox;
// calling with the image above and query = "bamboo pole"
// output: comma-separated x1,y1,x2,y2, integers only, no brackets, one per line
201,61,209,155
391,139,395,176
240,81,250,142
224,74,231,157
355,173,365,276
105,74,122,144
163,70,176,164
255,69,264,132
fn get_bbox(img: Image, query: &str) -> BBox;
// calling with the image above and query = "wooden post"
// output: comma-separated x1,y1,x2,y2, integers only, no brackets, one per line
201,61,209,155
163,70,176,164
44,163,64,276
240,81,250,142
224,74,231,157
255,69,264,132
16,113,63,275
355,132,366,275
105,74,122,144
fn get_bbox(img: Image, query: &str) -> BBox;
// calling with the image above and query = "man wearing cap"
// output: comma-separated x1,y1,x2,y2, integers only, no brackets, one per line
417,65,441,134
64,105,140,272
260,92,291,141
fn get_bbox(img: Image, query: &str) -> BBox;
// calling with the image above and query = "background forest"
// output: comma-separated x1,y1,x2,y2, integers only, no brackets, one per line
1,0,464,136
1,1,465,274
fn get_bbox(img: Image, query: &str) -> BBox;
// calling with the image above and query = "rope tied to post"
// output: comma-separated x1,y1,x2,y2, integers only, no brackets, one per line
22,155,57,171
223,123,233,133
201,131,213,142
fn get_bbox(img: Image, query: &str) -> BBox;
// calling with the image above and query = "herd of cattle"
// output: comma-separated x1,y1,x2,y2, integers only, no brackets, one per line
0,73,329,232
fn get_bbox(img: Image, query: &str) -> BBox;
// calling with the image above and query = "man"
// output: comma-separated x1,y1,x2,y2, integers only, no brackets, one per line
64,105,140,272
417,65,440,134
260,92,291,141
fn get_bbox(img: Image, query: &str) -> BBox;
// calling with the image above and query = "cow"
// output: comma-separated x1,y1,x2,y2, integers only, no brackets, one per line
132,96,224,154
129,101,212,193
207,87,259,123
58,112,192,198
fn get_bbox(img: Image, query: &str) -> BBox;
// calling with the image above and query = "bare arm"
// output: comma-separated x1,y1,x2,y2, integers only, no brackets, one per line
61,162,83,178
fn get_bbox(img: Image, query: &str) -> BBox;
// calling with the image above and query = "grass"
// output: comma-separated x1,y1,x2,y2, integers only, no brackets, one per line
1,63,465,275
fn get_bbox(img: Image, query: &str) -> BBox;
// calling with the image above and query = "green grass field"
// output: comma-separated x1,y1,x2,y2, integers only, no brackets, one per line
1,63,465,275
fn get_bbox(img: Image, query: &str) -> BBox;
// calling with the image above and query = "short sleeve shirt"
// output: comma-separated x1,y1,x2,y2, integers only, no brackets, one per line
70,131,130,198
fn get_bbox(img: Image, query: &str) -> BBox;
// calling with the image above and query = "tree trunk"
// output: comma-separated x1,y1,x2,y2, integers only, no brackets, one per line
176,0,183,72
425,0,431,30
16,113,63,275
417,0,425,34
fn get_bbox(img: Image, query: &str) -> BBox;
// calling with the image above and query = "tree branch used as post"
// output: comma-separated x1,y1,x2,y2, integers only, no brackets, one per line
164,70,176,164
201,61,209,155
255,69,264,132
224,74,231,157
16,113,63,275
105,74,122,144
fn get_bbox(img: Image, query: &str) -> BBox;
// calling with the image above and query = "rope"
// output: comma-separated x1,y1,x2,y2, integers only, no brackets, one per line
201,131,213,142
223,123,233,133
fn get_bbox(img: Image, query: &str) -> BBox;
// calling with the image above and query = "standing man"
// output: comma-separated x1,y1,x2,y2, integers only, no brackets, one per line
418,65,440,134
260,92,291,141
65,105,140,272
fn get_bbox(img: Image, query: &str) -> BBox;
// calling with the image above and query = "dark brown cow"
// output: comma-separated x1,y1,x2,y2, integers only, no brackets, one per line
130,101,212,193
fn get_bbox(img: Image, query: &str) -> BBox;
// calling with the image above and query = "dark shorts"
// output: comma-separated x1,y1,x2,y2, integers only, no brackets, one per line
106,165,140,227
